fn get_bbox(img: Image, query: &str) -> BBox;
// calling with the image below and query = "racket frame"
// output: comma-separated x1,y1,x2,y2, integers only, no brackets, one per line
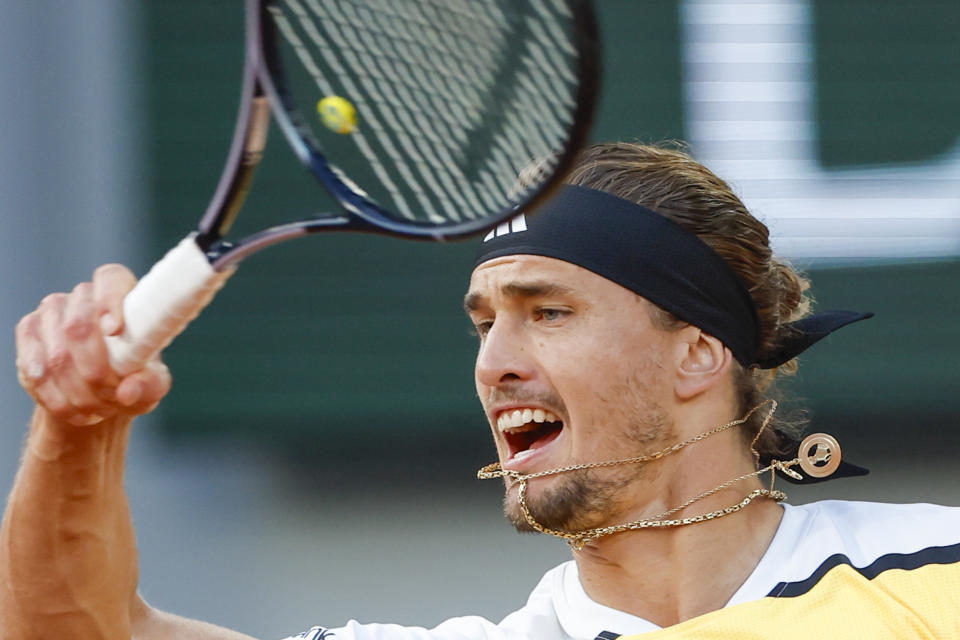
104,0,600,373
198,0,600,270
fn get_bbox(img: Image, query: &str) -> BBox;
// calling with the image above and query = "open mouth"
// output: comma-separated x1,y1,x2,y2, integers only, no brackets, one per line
497,408,564,463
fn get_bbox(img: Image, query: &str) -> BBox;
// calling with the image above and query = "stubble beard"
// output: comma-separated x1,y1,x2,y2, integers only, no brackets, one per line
498,346,674,536
503,405,674,535
503,466,636,533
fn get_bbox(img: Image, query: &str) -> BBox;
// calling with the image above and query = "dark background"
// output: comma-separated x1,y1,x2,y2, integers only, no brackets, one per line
0,2,956,636
146,1,960,484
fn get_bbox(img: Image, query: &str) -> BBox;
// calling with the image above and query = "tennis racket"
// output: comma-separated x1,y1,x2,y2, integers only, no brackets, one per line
105,0,599,375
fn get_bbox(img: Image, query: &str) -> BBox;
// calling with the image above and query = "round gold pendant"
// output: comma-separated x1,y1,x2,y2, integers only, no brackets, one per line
798,433,842,478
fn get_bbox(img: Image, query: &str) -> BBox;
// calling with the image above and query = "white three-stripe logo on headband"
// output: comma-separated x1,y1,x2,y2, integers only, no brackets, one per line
483,213,527,242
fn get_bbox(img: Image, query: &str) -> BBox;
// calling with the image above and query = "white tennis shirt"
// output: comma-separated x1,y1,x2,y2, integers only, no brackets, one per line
280,500,960,639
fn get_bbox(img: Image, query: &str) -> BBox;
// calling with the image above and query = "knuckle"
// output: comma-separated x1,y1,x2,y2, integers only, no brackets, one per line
16,367,34,389
80,362,112,385
16,312,35,332
94,263,128,277
63,315,95,341
16,356,46,384
40,292,67,309
15,313,39,340
72,281,93,296
47,347,72,371
15,358,35,378
94,263,134,286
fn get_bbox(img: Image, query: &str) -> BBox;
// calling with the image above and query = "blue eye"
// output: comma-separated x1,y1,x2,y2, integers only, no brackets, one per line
471,320,493,337
536,308,568,322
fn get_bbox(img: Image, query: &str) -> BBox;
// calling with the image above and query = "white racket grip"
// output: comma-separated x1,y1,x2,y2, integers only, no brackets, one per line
105,234,234,376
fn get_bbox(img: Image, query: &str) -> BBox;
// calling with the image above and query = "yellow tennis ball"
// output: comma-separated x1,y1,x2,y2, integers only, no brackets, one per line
317,96,357,134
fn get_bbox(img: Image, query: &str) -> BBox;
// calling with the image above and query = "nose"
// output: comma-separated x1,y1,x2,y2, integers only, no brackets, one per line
474,319,537,388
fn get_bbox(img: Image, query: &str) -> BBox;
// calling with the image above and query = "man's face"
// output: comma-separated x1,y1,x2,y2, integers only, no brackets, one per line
465,255,679,534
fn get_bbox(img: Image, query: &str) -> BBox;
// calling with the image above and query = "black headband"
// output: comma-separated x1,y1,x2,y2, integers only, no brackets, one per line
474,185,873,484
475,185,872,369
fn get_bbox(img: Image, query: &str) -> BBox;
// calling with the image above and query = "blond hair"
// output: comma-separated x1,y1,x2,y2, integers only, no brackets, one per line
565,141,811,461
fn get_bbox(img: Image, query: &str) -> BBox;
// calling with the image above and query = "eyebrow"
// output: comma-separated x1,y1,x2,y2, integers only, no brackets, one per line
463,281,576,313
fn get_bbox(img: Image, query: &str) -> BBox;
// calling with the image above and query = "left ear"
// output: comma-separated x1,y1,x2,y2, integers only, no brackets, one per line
674,326,733,400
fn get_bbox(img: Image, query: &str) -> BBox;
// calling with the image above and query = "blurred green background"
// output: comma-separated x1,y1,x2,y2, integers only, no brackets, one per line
0,2,956,636
147,1,959,469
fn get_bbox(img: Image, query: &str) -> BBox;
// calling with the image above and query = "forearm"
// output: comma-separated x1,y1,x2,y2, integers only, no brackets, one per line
1,408,139,640
5,267,248,640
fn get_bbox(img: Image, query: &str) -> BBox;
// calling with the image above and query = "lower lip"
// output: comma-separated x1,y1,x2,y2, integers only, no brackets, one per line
502,427,562,472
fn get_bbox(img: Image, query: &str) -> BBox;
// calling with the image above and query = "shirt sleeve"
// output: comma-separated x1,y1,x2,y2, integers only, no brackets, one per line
280,627,337,640
279,616,512,640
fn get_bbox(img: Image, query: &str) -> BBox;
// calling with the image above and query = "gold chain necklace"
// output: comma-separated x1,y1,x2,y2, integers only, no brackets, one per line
477,400,801,550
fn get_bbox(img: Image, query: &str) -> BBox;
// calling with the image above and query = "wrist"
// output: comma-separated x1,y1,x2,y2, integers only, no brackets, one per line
27,407,134,465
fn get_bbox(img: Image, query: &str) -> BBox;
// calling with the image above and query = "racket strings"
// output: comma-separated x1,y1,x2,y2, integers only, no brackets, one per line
310,0,512,208
270,4,416,220
342,0,564,200
269,0,583,224
284,0,470,222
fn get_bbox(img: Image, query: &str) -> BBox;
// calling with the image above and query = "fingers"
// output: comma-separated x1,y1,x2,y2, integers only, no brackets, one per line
19,302,100,425
15,265,171,427
16,305,73,415
30,295,76,417
93,263,137,336
64,282,114,384
15,308,46,384
35,290,111,424
117,359,172,413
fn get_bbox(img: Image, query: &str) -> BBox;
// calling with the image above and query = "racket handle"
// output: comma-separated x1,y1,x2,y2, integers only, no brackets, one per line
105,234,234,376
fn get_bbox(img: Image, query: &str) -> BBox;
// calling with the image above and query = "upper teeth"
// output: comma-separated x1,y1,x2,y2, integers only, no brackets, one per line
497,408,559,432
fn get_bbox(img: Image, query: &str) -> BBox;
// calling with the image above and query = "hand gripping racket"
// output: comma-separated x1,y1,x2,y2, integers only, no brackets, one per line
105,0,599,375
